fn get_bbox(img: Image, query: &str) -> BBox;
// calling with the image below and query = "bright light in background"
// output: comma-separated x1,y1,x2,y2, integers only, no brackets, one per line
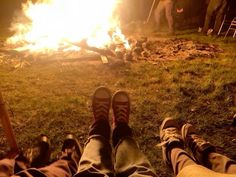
6,0,129,54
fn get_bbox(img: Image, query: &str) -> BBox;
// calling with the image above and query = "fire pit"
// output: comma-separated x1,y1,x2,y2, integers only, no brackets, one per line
0,36,224,67
0,0,224,67
1,0,129,65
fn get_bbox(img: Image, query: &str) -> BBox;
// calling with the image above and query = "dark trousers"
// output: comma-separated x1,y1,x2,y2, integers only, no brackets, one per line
203,0,228,34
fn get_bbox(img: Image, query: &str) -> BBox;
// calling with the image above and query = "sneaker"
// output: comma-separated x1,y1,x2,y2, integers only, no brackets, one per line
92,87,111,121
181,123,215,164
198,27,202,33
159,118,184,166
112,91,130,127
61,134,82,160
207,29,213,36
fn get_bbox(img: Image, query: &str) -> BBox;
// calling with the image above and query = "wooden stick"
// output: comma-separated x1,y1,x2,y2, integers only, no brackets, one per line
0,92,19,153
66,40,115,57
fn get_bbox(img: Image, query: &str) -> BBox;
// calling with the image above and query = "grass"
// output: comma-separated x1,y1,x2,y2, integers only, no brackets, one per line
0,31,236,177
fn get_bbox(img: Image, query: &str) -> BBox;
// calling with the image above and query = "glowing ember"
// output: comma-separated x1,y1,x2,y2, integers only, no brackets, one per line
6,0,129,54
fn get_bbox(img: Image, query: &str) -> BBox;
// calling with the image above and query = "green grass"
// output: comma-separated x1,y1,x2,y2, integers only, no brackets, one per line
0,32,236,177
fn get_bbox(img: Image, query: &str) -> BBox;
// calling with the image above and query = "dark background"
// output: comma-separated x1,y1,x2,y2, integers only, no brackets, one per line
119,0,236,28
0,0,236,33
0,0,22,26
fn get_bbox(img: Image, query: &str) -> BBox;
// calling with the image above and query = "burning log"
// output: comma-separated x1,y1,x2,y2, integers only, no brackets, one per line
0,49,26,58
66,40,115,57
0,44,110,65
1,36,224,67
36,54,102,63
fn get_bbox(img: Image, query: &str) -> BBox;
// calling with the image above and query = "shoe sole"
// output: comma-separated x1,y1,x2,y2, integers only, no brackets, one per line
181,123,188,143
181,123,195,143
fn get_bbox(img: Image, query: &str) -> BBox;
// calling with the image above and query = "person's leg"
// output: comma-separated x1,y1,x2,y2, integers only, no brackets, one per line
0,135,51,176
154,1,165,31
213,0,228,34
198,0,209,32
75,121,114,177
15,134,82,177
112,91,157,177
113,124,157,177
170,148,197,175
159,118,196,176
207,152,236,174
75,87,114,177
202,0,216,34
18,135,51,169
182,123,236,174
165,0,174,34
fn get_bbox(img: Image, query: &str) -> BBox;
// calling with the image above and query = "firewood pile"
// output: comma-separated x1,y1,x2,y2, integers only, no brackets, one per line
0,37,224,67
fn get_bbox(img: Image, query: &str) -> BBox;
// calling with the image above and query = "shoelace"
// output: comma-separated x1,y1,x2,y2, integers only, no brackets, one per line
190,134,208,145
158,127,182,147
94,101,109,118
189,134,212,152
114,104,129,122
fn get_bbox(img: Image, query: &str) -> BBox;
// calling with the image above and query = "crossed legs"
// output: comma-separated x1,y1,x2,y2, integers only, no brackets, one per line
159,118,236,176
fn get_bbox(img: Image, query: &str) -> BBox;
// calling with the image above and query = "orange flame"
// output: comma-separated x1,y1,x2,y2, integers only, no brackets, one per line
7,0,129,54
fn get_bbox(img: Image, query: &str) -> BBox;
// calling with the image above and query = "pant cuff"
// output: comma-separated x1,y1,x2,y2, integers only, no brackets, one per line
89,119,111,140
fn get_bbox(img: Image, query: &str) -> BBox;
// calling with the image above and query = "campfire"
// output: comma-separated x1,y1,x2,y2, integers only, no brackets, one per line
0,0,224,67
3,0,130,63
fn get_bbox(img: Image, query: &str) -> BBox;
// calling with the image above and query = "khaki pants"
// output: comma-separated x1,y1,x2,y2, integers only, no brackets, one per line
75,120,157,177
154,0,174,33
171,148,236,177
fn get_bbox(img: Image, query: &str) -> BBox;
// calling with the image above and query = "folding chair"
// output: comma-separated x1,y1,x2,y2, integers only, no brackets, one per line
224,17,236,38
218,15,228,35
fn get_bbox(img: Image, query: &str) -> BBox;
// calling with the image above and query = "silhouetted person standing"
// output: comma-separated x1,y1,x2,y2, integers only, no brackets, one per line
202,0,228,35
155,0,175,35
